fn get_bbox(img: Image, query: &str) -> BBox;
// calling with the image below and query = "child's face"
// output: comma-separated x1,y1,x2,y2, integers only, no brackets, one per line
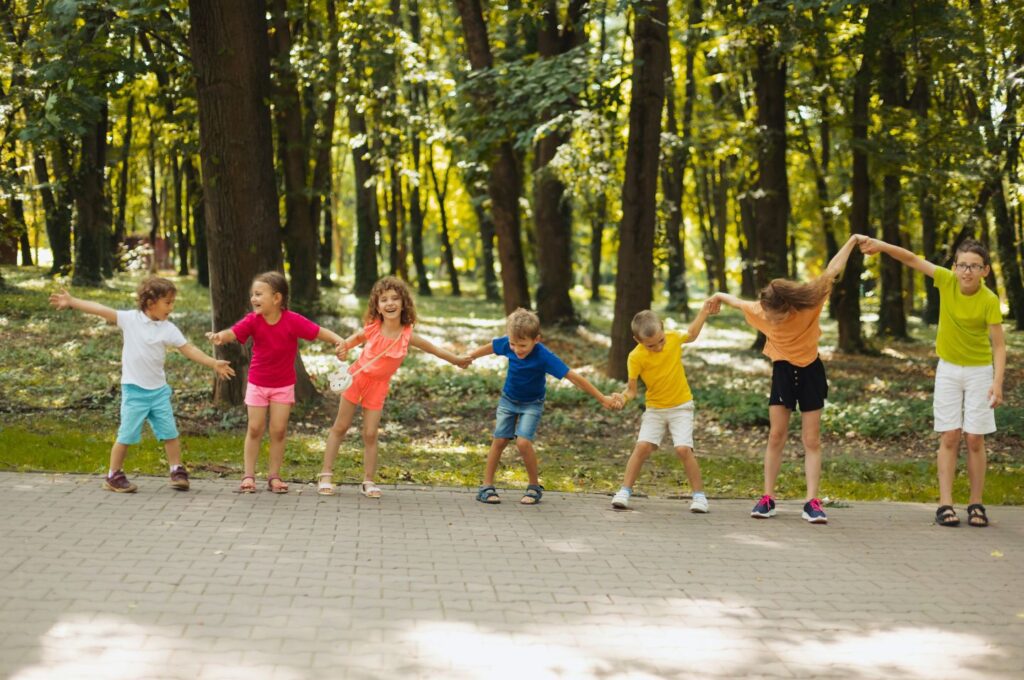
376,289,403,321
636,330,666,353
953,252,988,293
250,281,282,314
145,294,176,321
508,334,540,359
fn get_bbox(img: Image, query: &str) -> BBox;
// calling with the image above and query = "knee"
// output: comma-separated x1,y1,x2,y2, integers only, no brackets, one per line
965,433,985,453
246,424,265,439
940,430,962,449
362,429,379,447
268,426,287,443
767,429,787,447
801,433,821,452
516,438,534,454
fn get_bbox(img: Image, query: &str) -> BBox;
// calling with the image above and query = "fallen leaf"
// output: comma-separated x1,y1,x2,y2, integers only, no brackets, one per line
991,550,1004,558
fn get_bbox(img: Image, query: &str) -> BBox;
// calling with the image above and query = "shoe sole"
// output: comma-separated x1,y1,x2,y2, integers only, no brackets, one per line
690,507,708,513
611,499,629,509
751,509,776,518
801,512,828,524
103,482,137,493
170,481,190,490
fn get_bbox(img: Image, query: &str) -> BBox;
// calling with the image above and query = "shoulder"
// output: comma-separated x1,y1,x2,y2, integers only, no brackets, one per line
933,266,954,284
492,336,510,353
363,319,382,338
536,342,565,363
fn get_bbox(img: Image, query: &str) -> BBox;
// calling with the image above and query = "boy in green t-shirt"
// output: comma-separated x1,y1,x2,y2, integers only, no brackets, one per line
861,238,1005,528
611,299,719,511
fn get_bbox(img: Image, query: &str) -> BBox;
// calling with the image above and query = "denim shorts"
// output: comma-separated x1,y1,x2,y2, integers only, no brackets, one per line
493,393,545,441
117,383,179,445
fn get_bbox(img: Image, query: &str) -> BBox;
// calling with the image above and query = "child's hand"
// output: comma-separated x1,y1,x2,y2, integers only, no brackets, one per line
213,360,235,380
455,355,473,369
989,384,1003,409
206,331,224,346
610,393,625,410
599,394,618,410
703,298,721,315
335,342,348,361
859,237,881,255
49,288,73,311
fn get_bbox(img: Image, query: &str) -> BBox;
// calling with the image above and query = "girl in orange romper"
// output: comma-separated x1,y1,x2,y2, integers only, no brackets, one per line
317,277,469,497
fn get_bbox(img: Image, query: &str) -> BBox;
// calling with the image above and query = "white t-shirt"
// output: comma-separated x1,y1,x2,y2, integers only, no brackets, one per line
116,310,188,389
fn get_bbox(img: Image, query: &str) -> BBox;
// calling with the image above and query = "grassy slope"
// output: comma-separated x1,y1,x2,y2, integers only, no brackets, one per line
2,266,1023,503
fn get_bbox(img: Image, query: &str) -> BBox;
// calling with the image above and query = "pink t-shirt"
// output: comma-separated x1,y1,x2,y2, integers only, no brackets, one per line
350,320,412,381
232,310,320,387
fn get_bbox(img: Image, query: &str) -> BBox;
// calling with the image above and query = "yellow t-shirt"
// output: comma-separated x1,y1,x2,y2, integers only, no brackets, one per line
934,266,1002,366
627,330,692,409
740,298,825,367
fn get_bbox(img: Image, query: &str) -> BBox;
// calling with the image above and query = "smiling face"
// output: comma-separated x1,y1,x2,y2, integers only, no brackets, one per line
145,294,176,321
376,288,404,322
250,281,283,316
953,251,989,294
508,334,540,359
636,330,666,353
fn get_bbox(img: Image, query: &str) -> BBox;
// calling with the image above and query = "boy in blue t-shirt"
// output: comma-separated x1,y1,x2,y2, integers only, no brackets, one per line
466,308,622,505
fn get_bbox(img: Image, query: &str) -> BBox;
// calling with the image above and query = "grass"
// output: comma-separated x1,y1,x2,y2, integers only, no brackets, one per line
2,265,1024,504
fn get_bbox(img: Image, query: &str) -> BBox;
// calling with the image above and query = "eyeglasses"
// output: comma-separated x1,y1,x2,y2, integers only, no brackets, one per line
953,263,986,273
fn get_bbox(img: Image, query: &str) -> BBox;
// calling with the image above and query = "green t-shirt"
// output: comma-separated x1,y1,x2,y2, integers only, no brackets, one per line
934,266,1002,366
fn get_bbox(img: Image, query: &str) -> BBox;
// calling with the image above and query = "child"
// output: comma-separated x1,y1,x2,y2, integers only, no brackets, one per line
207,271,344,494
468,308,622,505
860,237,1005,527
711,234,864,524
611,300,719,512
317,276,470,497
49,277,235,493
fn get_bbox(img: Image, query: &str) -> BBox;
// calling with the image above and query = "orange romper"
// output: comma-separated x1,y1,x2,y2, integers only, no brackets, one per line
342,320,412,410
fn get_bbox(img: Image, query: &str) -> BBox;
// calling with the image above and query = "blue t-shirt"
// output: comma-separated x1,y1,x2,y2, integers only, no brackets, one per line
493,336,570,402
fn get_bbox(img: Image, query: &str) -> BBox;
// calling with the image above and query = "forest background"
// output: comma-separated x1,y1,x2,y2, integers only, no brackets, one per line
1,0,1023,503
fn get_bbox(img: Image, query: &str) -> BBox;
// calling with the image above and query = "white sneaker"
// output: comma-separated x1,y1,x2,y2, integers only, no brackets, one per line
612,489,631,509
689,495,709,513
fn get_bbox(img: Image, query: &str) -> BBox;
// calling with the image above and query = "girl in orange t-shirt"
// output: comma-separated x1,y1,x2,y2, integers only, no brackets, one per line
317,277,470,498
712,234,863,525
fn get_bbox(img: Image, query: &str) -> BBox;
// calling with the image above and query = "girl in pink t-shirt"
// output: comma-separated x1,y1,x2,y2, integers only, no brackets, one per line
208,272,344,493
317,276,469,497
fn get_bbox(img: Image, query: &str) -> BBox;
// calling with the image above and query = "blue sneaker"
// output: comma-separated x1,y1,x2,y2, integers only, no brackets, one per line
802,498,828,524
751,494,776,518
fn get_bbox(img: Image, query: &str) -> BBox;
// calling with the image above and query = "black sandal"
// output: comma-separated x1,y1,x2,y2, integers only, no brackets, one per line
935,505,960,527
967,503,989,527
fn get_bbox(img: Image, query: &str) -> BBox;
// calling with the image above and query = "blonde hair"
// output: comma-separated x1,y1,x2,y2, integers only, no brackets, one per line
759,275,832,319
506,307,541,340
631,310,663,338
365,276,416,326
136,277,177,311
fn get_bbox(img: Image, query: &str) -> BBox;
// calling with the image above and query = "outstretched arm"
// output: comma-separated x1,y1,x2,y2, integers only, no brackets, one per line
709,291,746,309
206,329,238,346
48,288,117,324
823,234,866,281
316,327,347,359
410,334,471,368
465,342,496,363
334,330,367,361
617,377,640,406
685,298,720,343
565,370,623,410
178,343,235,380
860,236,937,278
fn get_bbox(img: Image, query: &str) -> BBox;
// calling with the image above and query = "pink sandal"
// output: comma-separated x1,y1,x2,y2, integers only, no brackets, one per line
236,476,257,494
267,475,289,494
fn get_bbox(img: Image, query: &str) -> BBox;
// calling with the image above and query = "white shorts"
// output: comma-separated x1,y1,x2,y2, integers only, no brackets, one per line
933,359,996,435
638,401,695,449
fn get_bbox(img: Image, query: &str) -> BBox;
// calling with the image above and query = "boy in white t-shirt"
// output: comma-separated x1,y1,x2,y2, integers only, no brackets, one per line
50,277,234,492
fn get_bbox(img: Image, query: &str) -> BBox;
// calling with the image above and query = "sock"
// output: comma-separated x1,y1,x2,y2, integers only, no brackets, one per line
170,464,183,472
619,486,632,495
693,491,706,499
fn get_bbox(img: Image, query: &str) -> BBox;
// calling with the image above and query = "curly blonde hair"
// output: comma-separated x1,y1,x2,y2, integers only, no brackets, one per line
506,308,541,340
365,276,416,326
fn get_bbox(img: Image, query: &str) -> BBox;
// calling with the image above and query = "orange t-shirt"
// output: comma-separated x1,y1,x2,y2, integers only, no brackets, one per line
740,298,825,367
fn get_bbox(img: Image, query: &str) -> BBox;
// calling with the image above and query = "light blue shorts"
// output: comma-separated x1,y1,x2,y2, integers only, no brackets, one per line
493,393,545,441
117,383,179,445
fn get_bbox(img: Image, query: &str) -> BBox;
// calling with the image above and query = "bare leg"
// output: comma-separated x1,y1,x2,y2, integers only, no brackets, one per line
622,442,656,489
516,438,540,486
937,429,961,507
764,405,791,496
266,402,293,483
244,406,268,479
800,410,823,501
163,437,183,468
109,442,129,473
360,408,384,482
321,398,359,475
965,433,986,505
483,438,509,486
673,445,704,493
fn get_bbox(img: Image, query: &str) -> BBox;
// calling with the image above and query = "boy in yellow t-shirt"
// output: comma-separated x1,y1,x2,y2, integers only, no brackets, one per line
612,299,719,511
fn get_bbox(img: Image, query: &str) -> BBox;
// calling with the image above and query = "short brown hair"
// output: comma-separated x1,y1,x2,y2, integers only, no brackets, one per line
254,271,289,309
955,239,991,266
631,310,662,338
136,277,177,311
506,308,541,340
365,276,416,326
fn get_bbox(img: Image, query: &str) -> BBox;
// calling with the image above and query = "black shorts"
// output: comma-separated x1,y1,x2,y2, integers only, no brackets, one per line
770,358,828,412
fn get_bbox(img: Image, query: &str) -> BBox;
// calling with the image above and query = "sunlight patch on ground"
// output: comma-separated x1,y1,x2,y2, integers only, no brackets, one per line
722,532,786,549
538,538,596,554
696,351,768,374
575,325,611,347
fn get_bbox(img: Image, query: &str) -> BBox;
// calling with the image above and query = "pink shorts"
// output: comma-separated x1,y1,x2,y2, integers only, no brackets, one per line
342,372,391,411
244,382,296,407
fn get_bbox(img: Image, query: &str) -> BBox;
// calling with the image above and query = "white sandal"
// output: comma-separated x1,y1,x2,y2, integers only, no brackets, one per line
316,472,335,496
360,481,382,498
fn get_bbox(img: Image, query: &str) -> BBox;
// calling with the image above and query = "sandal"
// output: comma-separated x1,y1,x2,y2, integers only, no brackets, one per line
267,475,289,494
967,503,989,527
236,476,257,494
316,472,335,496
476,485,501,504
520,484,544,505
935,505,960,527
360,481,382,498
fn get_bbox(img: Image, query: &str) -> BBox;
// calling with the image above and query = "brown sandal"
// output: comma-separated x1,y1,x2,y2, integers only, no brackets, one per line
236,476,257,494
267,475,289,494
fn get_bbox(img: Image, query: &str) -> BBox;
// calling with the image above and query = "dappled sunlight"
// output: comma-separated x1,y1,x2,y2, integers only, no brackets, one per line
575,325,611,348
722,532,786,549
10,615,303,680
538,538,596,554
697,350,769,374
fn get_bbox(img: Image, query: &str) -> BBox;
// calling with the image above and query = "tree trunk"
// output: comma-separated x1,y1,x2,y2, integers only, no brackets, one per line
348,105,380,296
454,0,530,312
589,193,606,302
428,149,460,296
72,101,109,286
751,39,789,289
33,149,72,274
190,0,283,405
172,153,188,276
609,0,668,380
409,133,431,295
115,95,133,261
146,107,160,273
876,39,907,338
185,156,209,287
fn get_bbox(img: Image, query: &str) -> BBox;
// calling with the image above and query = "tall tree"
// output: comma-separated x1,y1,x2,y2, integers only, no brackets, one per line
609,0,669,380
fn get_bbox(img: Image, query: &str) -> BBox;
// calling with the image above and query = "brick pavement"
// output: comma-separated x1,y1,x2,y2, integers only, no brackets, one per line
0,471,1021,679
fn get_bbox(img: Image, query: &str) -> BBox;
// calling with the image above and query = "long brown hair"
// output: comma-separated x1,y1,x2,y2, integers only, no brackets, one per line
759,275,832,319
365,276,416,326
